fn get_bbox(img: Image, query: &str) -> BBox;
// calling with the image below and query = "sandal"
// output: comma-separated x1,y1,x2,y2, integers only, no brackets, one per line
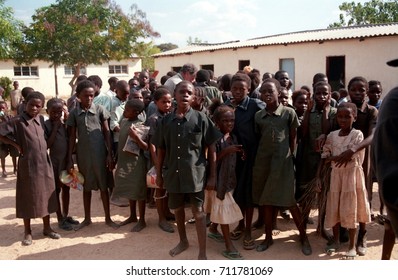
65,216,80,225
207,232,224,243
222,250,244,260
325,241,340,255
243,238,256,250
43,231,61,239
230,229,243,240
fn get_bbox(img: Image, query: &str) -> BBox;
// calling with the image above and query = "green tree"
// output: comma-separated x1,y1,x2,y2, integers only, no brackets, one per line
0,0,23,59
329,0,398,28
0,76,12,100
156,43,178,52
14,0,159,96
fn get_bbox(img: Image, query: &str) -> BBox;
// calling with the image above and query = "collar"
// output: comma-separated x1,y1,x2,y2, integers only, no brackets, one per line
259,103,284,118
21,112,41,125
235,96,250,110
77,103,97,115
172,107,193,121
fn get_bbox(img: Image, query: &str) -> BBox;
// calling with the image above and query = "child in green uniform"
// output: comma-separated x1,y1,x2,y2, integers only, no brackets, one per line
66,80,118,230
153,81,221,260
252,78,312,255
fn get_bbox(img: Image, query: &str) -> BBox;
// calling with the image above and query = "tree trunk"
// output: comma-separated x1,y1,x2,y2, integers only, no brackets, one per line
54,65,59,97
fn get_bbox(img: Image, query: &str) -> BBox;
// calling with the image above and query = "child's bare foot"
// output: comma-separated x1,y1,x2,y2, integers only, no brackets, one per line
131,220,146,232
256,238,274,252
2,171,7,178
169,240,189,257
43,230,61,239
119,216,138,226
74,219,92,231
158,220,174,233
106,219,120,229
22,233,32,246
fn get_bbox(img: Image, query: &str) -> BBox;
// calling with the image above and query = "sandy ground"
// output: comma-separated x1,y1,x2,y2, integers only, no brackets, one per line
0,155,397,261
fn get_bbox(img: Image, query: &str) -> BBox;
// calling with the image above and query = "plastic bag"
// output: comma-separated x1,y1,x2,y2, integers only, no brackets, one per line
59,170,84,191
146,166,158,188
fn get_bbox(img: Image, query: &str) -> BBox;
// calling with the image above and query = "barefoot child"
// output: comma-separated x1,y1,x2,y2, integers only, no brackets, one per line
153,81,221,259
204,102,244,260
44,98,79,231
114,99,148,232
146,87,174,233
0,91,60,245
66,80,118,230
252,78,312,256
0,101,18,177
317,102,371,258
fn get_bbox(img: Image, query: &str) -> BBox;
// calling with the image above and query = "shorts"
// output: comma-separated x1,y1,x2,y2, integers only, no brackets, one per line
168,191,204,210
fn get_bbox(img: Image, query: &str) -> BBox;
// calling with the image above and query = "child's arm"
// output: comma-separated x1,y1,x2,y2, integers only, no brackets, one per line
334,127,375,167
101,119,114,171
300,98,313,138
46,120,62,149
66,125,76,173
155,147,165,189
149,141,157,166
216,144,243,162
289,126,297,156
0,135,22,155
205,142,217,190
129,126,148,151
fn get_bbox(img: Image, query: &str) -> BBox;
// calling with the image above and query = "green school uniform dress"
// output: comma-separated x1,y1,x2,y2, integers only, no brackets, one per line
113,118,148,201
252,104,299,207
66,103,110,191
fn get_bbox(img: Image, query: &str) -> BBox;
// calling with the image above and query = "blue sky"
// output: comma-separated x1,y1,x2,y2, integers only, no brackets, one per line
6,0,368,47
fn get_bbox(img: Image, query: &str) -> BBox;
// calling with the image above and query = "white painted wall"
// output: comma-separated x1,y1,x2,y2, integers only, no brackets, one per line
155,36,398,97
0,59,142,100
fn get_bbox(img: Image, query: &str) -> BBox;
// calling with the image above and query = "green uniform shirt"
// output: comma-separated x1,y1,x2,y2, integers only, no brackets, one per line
153,107,222,193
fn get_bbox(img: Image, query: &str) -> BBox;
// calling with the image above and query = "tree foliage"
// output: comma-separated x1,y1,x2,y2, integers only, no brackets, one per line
329,0,398,28
13,0,159,94
187,36,208,45
156,43,179,52
0,0,23,59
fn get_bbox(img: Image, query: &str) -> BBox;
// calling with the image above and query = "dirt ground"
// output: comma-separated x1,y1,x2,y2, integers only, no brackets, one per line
0,155,397,261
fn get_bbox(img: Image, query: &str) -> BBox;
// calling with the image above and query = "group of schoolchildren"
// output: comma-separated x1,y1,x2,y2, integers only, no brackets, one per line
0,64,388,260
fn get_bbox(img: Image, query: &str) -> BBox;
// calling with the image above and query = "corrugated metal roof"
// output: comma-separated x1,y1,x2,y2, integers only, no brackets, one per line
153,23,398,57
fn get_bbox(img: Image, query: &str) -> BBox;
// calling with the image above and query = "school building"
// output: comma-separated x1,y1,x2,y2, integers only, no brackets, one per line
0,58,142,99
153,23,398,95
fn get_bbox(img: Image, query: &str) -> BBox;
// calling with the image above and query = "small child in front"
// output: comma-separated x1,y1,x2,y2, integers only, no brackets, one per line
204,102,244,260
0,101,18,177
114,99,148,232
153,81,221,260
0,91,60,245
317,102,371,258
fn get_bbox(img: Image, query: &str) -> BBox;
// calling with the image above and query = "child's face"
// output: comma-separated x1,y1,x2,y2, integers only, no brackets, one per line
123,106,139,120
314,85,330,108
116,84,130,101
143,93,152,106
129,91,143,101
231,80,249,104
26,98,43,118
278,89,289,106
336,107,356,131
48,102,64,122
174,83,194,108
349,81,367,106
368,84,382,104
217,110,235,134
293,94,308,116
78,87,95,109
155,94,172,114
260,82,278,105
0,103,7,112
277,72,289,88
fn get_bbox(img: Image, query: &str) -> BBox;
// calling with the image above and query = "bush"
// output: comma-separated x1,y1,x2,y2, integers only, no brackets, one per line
0,76,12,100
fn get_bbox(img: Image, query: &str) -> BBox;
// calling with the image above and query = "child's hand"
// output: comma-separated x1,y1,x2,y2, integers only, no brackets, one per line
314,134,326,152
62,106,69,121
334,148,355,167
323,95,331,111
66,158,74,174
128,126,139,141
206,176,216,191
106,154,115,171
307,99,314,112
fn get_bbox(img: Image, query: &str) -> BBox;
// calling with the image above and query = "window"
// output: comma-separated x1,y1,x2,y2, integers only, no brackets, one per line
109,65,128,74
238,60,250,71
326,56,345,91
64,66,87,75
14,66,39,77
279,58,295,90
172,66,181,73
201,64,214,72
